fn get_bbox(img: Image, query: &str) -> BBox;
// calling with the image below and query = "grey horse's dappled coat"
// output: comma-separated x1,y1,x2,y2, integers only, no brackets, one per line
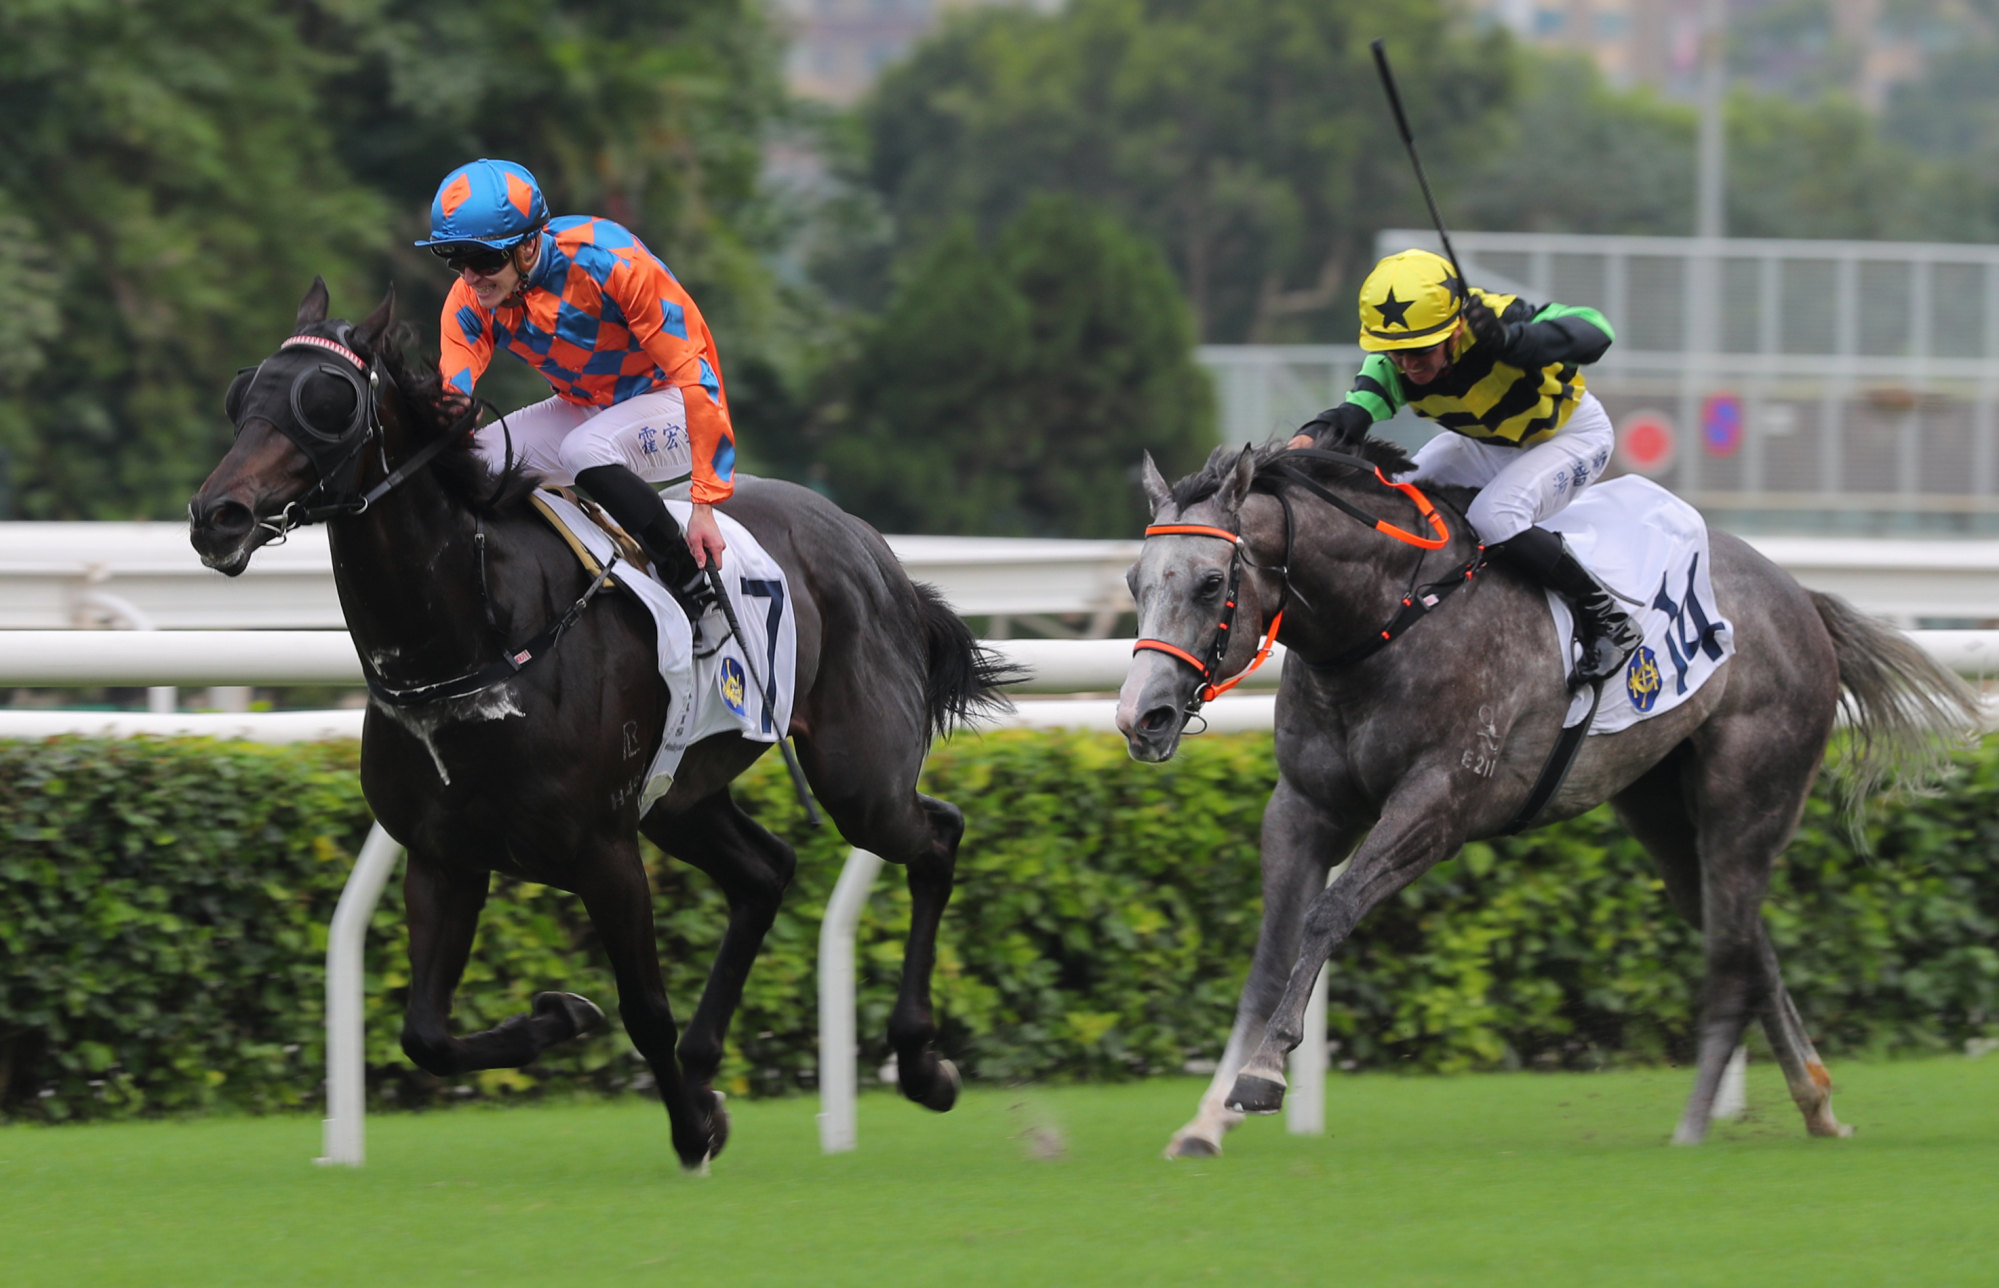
1118,438,1980,1156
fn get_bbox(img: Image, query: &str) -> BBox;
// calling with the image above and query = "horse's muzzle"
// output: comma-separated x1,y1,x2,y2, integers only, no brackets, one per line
188,493,264,576
1116,662,1189,763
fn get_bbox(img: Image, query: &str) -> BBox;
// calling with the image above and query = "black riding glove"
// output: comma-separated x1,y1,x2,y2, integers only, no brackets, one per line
1294,401,1374,449
1463,296,1516,357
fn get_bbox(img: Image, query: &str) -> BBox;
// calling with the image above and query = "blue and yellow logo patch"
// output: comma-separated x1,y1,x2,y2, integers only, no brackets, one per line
717,657,748,718
1625,644,1662,712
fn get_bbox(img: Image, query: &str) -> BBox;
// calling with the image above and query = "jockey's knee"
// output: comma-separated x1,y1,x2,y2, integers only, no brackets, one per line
556,431,625,481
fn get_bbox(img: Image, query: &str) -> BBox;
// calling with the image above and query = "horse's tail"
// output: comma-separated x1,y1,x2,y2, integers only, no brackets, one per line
913,581,1026,739
1812,589,1983,836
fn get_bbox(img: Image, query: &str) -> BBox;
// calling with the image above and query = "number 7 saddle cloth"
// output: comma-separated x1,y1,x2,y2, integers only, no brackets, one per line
1540,476,1735,735
531,486,799,812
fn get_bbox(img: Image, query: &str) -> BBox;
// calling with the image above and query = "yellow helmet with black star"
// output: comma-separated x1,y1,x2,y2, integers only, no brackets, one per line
1357,249,1465,352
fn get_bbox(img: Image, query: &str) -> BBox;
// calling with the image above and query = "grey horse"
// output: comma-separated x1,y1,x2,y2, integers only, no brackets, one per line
1116,438,1981,1156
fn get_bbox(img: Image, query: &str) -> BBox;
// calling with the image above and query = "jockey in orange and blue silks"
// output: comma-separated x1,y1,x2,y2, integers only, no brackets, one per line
416,157,732,631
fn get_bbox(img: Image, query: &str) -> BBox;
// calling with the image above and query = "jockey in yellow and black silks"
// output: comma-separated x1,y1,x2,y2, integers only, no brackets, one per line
1290,248,1641,683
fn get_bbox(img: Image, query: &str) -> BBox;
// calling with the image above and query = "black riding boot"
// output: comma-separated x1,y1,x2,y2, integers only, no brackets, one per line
573,464,718,643
1486,525,1644,685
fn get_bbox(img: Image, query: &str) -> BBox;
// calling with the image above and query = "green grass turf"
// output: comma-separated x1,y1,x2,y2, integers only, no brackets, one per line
4,1058,1996,1287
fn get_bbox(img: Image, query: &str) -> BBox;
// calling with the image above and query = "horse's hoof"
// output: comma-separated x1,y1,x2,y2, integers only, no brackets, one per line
532,991,605,1041
1225,1074,1286,1116
1165,1134,1222,1160
705,1090,731,1161
912,1058,962,1113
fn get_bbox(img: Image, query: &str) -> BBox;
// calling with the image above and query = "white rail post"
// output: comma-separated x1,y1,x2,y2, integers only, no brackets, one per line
316,823,404,1167
1286,964,1331,1136
818,847,883,1153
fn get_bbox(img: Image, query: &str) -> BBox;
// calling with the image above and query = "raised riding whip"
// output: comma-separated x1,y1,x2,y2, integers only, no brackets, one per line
1370,38,1470,302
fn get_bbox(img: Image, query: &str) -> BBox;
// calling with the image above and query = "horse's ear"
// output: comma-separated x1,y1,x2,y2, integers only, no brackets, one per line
1140,451,1172,518
354,284,396,355
296,277,330,329
1215,444,1256,513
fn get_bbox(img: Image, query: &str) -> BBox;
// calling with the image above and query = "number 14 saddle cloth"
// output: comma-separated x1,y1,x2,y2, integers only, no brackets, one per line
1540,476,1735,735
532,488,799,812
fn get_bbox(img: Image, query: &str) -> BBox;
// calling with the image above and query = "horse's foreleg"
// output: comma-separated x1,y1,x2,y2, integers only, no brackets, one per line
1226,806,1459,1116
399,853,600,1077
644,794,797,1093
1166,780,1351,1159
574,837,723,1172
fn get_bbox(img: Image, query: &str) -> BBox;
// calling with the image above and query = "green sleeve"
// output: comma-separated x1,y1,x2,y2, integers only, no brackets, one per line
1344,353,1406,422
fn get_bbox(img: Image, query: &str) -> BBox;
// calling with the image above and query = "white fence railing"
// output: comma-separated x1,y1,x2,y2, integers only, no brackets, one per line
8,525,1999,634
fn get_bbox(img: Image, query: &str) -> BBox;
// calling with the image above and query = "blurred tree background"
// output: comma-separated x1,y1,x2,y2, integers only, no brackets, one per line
4,0,1999,532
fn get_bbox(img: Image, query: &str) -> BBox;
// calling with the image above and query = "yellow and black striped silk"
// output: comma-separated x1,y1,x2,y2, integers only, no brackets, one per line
1345,290,1606,448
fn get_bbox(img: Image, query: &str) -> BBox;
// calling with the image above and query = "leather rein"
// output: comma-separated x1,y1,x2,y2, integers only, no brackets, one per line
1132,448,1483,719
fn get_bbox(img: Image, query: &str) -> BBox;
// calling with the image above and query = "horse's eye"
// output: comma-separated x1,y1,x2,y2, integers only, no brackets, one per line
1198,570,1226,599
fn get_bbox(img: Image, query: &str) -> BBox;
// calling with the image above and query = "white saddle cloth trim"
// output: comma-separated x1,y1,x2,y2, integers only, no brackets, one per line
533,491,799,812
1539,477,1734,735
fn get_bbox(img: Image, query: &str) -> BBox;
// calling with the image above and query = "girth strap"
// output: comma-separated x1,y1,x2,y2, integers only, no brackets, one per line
1503,678,1605,834
364,555,620,708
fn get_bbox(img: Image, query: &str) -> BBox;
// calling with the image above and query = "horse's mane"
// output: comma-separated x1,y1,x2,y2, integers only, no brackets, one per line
1167,433,1420,510
374,321,541,516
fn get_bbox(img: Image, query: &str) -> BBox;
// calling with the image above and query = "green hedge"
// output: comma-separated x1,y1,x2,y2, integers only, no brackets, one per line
3,731,1996,1121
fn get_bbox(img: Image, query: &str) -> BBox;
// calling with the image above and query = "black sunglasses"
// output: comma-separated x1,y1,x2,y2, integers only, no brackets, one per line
430,242,514,276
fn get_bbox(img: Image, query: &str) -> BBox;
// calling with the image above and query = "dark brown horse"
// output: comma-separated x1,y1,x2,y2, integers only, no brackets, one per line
189,280,1014,1170
1117,438,1980,1156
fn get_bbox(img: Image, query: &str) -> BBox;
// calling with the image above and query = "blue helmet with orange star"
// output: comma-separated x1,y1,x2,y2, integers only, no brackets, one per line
1357,249,1464,352
414,159,548,251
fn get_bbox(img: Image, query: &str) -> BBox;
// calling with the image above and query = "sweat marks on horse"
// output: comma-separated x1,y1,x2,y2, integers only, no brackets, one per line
1118,440,1979,1156
190,279,1017,1172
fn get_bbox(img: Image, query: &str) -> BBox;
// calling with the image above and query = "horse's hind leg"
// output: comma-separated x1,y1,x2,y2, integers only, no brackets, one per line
399,852,603,1078
641,791,797,1097
800,728,966,1112
1615,758,1848,1141
571,835,725,1171
1166,779,1352,1159
1670,716,1832,1145
1756,932,1850,1137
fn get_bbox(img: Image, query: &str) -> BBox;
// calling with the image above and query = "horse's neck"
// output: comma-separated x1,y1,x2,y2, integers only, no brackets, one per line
1264,491,1483,665
327,470,506,682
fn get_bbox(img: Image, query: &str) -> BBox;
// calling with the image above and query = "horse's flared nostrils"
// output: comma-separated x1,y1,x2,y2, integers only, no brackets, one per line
1117,651,1196,761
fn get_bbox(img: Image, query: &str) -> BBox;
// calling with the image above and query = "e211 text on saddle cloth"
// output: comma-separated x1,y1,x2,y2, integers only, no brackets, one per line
1538,476,1734,734
533,489,799,811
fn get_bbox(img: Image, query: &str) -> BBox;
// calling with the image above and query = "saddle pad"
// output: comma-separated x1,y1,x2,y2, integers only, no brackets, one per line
533,490,799,812
1539,476,1734,735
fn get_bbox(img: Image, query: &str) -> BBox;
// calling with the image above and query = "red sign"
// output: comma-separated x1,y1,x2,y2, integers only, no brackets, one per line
1617,410,1677,476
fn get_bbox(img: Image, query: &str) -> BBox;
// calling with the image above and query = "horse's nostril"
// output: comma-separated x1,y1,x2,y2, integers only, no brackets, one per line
201,500,254,538
1139,705,1177,734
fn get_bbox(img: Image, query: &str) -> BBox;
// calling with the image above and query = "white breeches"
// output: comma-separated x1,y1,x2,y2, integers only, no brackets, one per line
473,387,694,490
1404,391,1616,545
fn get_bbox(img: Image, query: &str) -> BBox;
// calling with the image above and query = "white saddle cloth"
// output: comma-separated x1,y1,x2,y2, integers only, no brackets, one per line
534,490,799,812
1540,476,1734,735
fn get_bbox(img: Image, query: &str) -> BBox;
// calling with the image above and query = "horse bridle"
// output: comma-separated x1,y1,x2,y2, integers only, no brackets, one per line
221,328,610,708
1132,449,1479,719
223,327,466,540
